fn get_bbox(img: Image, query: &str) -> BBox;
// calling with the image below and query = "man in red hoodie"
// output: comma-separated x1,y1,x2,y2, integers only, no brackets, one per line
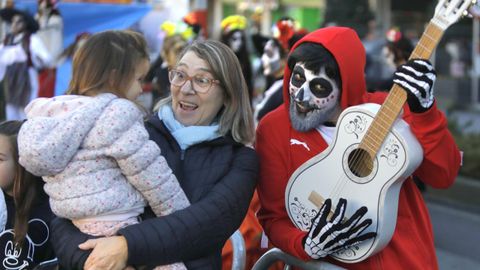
255,27,461,269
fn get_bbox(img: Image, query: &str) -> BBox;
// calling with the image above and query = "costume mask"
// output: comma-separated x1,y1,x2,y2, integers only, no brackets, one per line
289,63,340,132
229,31,243,53
261,40,282,76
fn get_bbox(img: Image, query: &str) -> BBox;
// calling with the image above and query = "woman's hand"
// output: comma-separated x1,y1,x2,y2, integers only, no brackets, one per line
79,236,129,270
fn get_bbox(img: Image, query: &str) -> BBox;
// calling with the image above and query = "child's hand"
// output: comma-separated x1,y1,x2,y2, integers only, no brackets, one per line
79,236,128,270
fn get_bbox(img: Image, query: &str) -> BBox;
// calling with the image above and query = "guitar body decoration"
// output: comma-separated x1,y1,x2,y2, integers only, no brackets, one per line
285,0,475,263
285,104,422,263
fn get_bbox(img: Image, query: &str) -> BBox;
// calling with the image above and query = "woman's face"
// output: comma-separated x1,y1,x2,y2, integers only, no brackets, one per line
262,40,282,76
228,31,243,53
171,51,225,126
11,15,26,35
0,135,15,196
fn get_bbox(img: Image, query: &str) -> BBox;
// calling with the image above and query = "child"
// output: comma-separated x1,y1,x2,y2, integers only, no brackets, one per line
0,120,57,269
17,30,189,270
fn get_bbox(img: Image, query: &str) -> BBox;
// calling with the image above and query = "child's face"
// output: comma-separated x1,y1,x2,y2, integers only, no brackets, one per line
0,135,15,196
125,58,150,101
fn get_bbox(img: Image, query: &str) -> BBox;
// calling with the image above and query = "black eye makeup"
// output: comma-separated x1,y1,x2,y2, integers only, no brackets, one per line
309,78,333,98
291,66,306,87
325,66,337,79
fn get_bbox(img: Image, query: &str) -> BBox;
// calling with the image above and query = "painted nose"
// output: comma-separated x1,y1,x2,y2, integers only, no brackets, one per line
294,87,304,102
294,83,312,102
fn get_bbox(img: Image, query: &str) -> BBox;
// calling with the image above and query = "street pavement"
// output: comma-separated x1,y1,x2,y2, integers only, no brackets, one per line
426,176,480,270
450,110,480,134
435,248,480,270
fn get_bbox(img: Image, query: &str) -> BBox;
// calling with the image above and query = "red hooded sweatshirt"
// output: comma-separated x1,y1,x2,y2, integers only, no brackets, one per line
255,27,461,269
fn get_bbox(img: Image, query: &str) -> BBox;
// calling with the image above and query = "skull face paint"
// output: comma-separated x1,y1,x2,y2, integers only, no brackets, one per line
229,31,244,53
289,63,341,132
261,40,282,76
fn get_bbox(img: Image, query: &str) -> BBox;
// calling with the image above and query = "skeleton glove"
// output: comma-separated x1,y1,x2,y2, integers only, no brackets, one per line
303,198,377,259
393,59,436,113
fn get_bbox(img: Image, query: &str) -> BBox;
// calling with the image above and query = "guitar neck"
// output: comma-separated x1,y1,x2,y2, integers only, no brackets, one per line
359,22,444,157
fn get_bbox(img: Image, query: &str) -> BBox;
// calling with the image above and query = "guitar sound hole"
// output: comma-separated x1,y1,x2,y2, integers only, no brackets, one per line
347,148,373,177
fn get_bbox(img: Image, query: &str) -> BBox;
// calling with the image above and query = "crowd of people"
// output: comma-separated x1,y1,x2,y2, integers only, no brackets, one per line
0,3,462,270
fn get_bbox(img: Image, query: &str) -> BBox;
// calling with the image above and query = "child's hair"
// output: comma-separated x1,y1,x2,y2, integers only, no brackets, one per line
67,30,149,98
0,120,44,246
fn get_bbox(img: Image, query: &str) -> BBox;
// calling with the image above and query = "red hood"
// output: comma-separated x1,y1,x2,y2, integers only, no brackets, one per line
282,27,367,110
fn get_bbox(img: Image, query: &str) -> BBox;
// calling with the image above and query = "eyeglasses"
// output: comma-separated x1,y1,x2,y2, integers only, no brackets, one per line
168,69,220,94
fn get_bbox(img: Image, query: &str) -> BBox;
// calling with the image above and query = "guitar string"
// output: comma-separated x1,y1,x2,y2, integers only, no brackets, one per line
301,1,468,253
326,23,440,214
328,88,406,207
346,22,441,179
324,17,444,211
340,0,464,190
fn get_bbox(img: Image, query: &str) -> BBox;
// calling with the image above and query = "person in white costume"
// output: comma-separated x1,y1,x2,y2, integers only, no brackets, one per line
0,9,52,120
35,0,63,98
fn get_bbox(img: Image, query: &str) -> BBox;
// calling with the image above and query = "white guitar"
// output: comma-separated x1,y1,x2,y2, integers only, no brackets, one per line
285,0,475,263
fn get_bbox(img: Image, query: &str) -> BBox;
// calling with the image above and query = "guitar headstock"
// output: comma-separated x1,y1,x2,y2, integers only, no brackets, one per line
432,0,476,30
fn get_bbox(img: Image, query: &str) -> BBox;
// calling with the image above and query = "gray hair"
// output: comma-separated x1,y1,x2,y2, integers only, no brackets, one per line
155,40,254,145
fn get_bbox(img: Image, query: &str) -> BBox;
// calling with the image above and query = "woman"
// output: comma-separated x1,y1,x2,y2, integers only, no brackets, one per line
35,0,63,98
0,9,51,120
48,39,258,270
220,15,253,103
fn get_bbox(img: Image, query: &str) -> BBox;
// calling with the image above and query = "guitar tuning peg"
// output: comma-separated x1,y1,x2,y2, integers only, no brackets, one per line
464,10,470,17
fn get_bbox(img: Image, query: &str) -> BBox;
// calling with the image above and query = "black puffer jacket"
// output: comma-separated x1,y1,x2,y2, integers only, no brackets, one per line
50,114,259,270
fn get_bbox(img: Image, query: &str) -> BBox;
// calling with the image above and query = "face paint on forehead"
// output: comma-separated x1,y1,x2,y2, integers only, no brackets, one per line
229,31,243,53
262,40,282,76
289,63,340,112
263,40,279,57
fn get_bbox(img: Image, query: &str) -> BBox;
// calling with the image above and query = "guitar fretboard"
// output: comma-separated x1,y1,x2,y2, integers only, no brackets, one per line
359,22,444,158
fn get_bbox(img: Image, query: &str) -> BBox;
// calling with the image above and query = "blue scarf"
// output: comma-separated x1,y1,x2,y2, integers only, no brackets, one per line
158,105,221,150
